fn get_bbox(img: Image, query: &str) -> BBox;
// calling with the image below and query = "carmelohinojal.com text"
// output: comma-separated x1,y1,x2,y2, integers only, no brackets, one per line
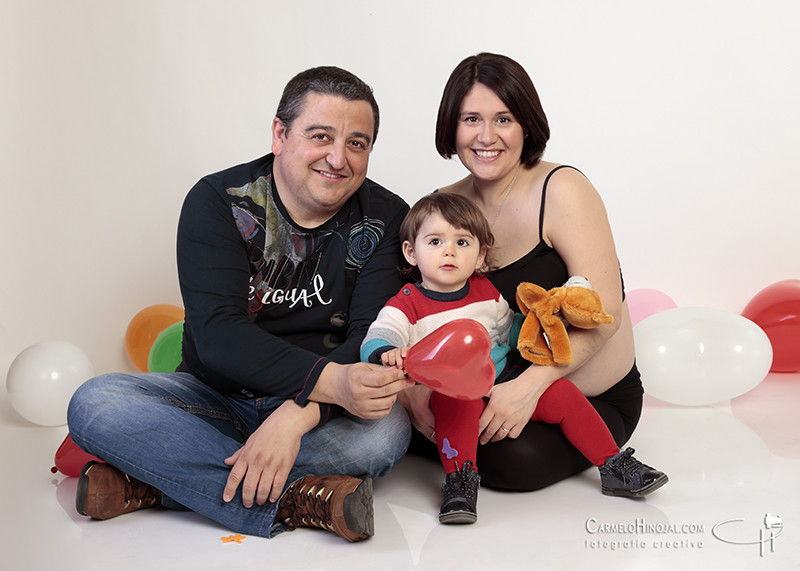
584,518,706,551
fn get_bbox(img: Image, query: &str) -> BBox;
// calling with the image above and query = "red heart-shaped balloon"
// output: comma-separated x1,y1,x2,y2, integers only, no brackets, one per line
51,433,103,477
404,319,495,400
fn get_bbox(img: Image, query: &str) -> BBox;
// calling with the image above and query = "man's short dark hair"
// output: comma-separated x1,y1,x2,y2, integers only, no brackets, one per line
276,66,380,145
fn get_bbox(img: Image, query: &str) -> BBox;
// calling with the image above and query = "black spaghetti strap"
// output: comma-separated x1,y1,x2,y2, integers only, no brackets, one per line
538,165,579,243
538,165,626,302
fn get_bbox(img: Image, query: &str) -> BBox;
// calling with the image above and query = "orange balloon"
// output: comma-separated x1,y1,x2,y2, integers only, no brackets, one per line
124,304,184,371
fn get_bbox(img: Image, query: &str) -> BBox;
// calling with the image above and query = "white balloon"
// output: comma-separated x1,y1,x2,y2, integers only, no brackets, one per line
634,308,772,406
5,341,95,426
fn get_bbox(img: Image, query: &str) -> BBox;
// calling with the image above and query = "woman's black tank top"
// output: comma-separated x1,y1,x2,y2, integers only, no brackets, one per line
488,166,572,309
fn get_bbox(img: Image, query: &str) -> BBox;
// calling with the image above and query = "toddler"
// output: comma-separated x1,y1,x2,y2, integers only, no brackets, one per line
361,193,667,524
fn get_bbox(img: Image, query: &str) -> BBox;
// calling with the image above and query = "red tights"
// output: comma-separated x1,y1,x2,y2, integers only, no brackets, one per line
430,378,619,474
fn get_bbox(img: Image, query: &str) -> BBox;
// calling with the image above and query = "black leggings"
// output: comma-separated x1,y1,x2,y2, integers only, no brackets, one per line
408,360,644,491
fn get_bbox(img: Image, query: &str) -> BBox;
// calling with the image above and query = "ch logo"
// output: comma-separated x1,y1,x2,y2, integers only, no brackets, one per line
712,514,783,557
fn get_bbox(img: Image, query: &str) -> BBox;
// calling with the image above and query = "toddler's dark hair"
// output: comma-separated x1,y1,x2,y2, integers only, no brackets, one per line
399,192,495,282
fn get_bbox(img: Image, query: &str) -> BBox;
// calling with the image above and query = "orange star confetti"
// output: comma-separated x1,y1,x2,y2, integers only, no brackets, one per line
221,533,246,544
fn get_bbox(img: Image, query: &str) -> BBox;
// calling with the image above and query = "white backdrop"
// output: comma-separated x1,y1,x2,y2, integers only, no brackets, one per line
3,0,799,379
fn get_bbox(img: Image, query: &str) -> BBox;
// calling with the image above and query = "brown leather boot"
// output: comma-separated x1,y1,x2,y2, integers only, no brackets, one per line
76,461,162,520
276,475,374,542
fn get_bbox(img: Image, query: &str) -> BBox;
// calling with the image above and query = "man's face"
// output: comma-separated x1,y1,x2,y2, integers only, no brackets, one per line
271,93,375,227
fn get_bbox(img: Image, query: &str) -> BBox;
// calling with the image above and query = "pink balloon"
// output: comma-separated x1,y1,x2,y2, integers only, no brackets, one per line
742,279,800,372
404,319,495,400
51,433,103,477
627,288,678,326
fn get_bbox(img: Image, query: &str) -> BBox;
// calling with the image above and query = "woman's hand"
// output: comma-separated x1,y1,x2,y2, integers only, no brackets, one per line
397,383,436,441
478,369,553,444
222,400,319,507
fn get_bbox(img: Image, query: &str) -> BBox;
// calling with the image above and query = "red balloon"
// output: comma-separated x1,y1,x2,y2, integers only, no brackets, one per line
51,433,103,477
742,279,800,372
404,319,495,400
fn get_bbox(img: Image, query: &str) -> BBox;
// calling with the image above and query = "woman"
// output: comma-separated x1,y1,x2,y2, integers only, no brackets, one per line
401,52,644,491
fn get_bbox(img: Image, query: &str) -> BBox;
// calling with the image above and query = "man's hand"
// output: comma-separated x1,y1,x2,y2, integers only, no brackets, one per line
311,362,415,419
222,400,319,507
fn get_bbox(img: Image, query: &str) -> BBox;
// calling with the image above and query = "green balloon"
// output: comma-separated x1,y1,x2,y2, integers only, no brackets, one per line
147,321,184,372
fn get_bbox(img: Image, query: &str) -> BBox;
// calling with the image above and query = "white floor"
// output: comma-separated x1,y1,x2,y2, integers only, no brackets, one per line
2,373,799,571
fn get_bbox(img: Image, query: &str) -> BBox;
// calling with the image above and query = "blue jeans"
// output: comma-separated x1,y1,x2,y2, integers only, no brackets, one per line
67,372,411,538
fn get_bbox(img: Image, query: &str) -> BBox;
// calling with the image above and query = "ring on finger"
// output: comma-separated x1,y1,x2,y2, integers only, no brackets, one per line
501,427,510,432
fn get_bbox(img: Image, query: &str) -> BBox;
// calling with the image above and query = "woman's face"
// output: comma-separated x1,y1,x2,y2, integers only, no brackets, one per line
454,83,525,185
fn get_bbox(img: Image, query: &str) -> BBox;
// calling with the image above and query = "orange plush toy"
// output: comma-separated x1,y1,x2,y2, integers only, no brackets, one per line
515,277,614,366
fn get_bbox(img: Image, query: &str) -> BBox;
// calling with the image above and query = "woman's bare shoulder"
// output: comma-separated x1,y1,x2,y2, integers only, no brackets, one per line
543,164,605,211
437,175,472,196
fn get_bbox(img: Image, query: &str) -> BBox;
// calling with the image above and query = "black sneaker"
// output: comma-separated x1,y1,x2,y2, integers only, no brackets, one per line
599,448,668,498
439,461,480,524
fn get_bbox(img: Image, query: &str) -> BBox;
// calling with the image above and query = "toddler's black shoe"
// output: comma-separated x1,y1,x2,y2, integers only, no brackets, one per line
439,461,480,524
599,448,668,498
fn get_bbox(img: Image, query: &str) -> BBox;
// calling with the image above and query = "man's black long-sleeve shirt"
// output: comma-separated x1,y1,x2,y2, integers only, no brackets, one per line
176,154,408,412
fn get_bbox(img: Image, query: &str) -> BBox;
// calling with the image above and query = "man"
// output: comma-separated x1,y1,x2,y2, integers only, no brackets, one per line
67,66,414,542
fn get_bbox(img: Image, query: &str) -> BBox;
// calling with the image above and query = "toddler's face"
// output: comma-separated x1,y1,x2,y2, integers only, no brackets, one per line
402,212,485,293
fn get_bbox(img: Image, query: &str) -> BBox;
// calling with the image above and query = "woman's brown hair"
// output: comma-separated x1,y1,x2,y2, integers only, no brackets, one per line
435,52,550,167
